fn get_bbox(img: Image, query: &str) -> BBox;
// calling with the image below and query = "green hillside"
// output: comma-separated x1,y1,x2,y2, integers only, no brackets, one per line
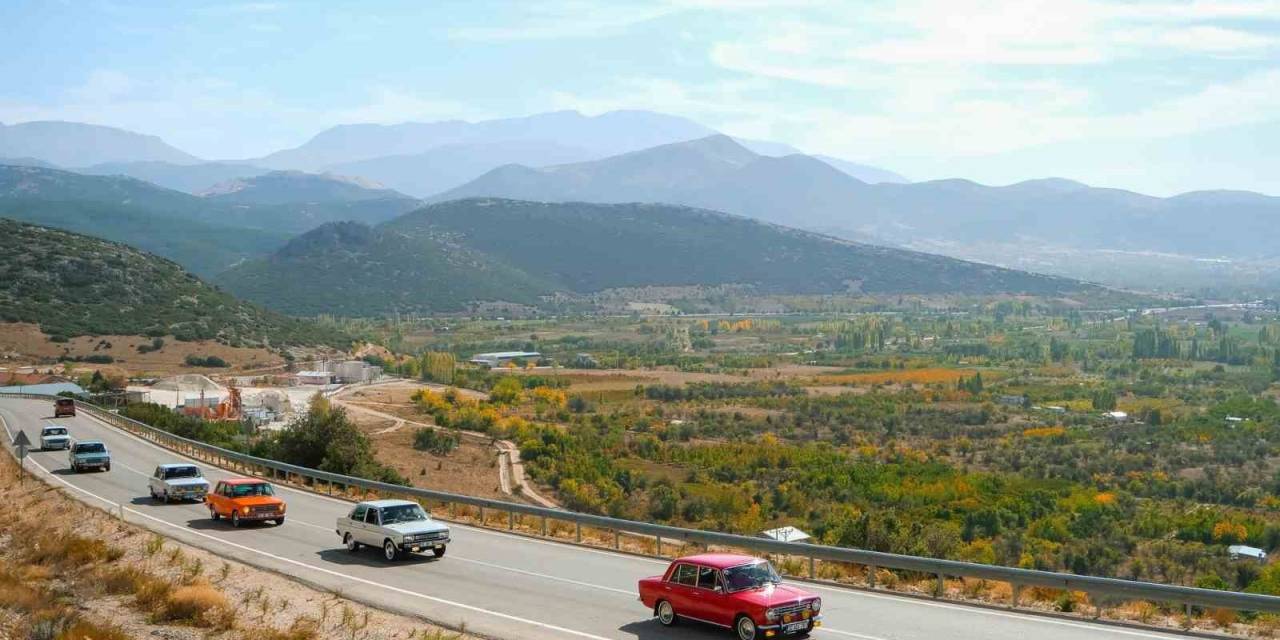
217,219,557,316
0,165,422,276
0,198,289,277
218,198,1103,316
0,219,350,347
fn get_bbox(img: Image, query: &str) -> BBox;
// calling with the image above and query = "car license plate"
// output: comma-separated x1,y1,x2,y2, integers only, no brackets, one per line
783,621,809,633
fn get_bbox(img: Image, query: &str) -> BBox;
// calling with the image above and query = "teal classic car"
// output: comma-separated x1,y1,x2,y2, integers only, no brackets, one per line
68,440,111,472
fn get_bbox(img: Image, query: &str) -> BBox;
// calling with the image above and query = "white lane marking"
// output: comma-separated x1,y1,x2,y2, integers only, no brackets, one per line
2,439,613,640
449,555,634,596
801,583,1188,639
819,629,890,640
23,404,1189,639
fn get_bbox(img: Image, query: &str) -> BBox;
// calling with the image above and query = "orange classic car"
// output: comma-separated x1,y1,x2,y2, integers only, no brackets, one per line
206,478,286,527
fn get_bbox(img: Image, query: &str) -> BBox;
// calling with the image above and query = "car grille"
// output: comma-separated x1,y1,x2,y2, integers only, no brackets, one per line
407,531,447,542
772,601,814,617
251,505,279,515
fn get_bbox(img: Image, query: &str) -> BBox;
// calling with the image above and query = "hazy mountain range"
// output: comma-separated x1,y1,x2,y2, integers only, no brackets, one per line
1,111,1276,294
216,198,1098,316
436,135,1280,291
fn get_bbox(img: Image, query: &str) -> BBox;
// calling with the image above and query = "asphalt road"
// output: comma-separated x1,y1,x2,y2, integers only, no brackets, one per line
0,397,1197,640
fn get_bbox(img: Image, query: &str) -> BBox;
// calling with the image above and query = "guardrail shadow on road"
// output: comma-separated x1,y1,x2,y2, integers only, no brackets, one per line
7,392,1276,636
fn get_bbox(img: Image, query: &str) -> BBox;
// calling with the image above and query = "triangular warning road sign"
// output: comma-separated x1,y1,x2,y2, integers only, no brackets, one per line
12,430,31,448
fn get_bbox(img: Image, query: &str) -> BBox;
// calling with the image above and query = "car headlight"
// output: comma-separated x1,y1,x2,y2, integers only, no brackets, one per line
811,598,822,613
241,506,250,514
280,504,287,513
765,608,780,622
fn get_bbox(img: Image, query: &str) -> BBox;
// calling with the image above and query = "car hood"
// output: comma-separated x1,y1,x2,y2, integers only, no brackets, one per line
384,521,449,535
164,478,210,489
227,496,283,507
728,583,817,607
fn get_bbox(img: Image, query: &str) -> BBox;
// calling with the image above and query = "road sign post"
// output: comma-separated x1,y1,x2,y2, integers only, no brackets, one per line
12,430,31,485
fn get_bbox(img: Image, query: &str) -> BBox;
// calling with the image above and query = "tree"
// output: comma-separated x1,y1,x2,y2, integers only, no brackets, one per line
1092,388,1117,411
489,376,523,405
269,394,406,484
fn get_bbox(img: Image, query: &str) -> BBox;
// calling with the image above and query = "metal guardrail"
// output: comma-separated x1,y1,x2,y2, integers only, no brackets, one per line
6,391,1280,618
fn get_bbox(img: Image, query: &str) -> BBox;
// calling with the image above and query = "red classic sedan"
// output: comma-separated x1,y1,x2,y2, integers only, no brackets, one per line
639,553,822,640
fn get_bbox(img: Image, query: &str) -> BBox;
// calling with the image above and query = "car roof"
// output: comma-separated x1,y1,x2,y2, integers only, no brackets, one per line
359,499,420,509
73,439,105,445
158,463,198,469
673,553,762,570
220,478,270,485
42,425,66,430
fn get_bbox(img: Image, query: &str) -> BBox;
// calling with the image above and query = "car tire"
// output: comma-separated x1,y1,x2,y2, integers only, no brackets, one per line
383,540,400,562
735,615,757,640
103,464,110,472
209,507,220,521
344,533,360,553
656,600,677,626
231,511,242,528
274,517,285,526
432,546,446,558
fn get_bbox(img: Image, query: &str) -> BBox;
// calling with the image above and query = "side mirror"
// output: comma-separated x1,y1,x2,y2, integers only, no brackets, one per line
713,585,724,594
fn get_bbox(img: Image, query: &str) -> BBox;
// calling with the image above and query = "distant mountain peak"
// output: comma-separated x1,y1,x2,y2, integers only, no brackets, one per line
0,120,200,167
1006,177,1090,192
198,170,410,203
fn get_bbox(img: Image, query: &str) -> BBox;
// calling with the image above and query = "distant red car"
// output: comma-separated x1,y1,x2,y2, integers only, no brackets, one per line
638,553,822,640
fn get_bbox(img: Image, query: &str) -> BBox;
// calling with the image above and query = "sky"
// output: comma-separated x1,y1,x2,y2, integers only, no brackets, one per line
1,0,1278,195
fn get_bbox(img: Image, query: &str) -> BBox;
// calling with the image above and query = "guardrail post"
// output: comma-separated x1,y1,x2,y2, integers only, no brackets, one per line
867,565,876,588
1092,595,1102,620
1009,584,1022,608
541,516,548,537
479,505,485,524
656,536,662,557
614,530,621,550
808,556,815,579
934,573,945,598
508,510,514,531
575,522,582,543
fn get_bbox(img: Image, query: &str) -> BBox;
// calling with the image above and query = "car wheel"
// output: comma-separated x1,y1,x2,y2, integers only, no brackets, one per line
735,615,757,640
344,533,360,553
231,511,242,528
656,600,677,626
274,517,285,526
383,540,399,562
103,464,110,472
432,546,446,558
209,506,220,521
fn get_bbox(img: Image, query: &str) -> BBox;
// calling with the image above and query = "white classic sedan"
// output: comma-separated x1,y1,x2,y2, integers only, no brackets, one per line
336,499,450,561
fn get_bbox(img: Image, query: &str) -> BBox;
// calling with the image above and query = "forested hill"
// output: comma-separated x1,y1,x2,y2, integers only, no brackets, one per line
0,219,350,347
217,198,1105,316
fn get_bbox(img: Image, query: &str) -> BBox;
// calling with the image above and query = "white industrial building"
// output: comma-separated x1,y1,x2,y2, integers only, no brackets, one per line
469,351,541,368
296,370,333,385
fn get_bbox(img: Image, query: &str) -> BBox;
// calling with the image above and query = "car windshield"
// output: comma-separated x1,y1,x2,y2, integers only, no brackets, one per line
380,504,428,524
43,428,67,436
230,483,273,497
164,466,201,479
723,561,782,592
74,443,105,454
